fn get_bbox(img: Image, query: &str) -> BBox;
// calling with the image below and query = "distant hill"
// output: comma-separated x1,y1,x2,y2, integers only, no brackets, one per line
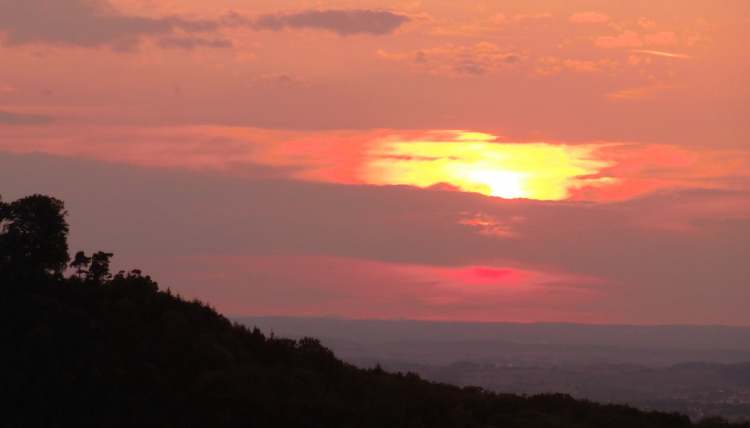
3,194,748,427
239,316,750,366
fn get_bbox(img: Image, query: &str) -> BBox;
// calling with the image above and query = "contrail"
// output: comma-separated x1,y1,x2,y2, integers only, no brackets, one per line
630,49,691,59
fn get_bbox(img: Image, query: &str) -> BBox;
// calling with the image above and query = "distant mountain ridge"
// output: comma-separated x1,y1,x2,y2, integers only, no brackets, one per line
239,316,750,352
239,316,750,367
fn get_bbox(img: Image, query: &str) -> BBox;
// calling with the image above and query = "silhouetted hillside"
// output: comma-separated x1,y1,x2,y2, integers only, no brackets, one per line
2,194,748,428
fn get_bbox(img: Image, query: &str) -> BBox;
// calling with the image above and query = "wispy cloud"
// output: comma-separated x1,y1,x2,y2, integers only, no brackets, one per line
606,84,673,101
379,42,521,76
0,110,52,125
630,49,692,59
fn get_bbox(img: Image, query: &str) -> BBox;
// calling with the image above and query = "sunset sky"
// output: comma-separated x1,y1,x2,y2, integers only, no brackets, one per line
1,0,748,324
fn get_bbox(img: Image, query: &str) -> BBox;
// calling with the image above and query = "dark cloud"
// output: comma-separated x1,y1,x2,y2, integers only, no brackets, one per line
0,110,52,125
0,0,220,50
250,9,410,35
157,36,232,50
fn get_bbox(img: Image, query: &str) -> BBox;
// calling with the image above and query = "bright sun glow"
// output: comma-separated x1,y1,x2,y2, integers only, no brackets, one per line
465,170,526,199
361,131,615,200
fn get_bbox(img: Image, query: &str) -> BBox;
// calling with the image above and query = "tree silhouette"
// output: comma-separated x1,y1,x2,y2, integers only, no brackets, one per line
0,194,69,279
89,251,114,282
71,250,114,283
71,250,92,278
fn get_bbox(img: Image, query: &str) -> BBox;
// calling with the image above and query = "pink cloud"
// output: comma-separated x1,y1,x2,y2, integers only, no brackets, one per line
147,255,602,322
458,211,520,238
572,144,750,201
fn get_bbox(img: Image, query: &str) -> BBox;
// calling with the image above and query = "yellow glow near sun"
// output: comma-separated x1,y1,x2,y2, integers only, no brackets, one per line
361,131,615,200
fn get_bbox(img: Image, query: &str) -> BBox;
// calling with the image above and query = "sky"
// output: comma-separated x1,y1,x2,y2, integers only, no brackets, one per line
1,0,748,324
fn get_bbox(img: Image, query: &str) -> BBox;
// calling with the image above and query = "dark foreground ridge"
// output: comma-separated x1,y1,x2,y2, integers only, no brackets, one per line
2,194,747,428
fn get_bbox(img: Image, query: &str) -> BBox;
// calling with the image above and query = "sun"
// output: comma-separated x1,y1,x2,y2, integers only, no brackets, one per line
361,131,614,200
465,169,526,199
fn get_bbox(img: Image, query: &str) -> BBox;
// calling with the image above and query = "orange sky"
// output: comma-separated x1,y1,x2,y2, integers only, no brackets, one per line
1,0,749,324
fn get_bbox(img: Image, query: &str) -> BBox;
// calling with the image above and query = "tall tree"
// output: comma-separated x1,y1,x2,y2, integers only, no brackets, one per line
0,194,70,278
70,251,92,278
